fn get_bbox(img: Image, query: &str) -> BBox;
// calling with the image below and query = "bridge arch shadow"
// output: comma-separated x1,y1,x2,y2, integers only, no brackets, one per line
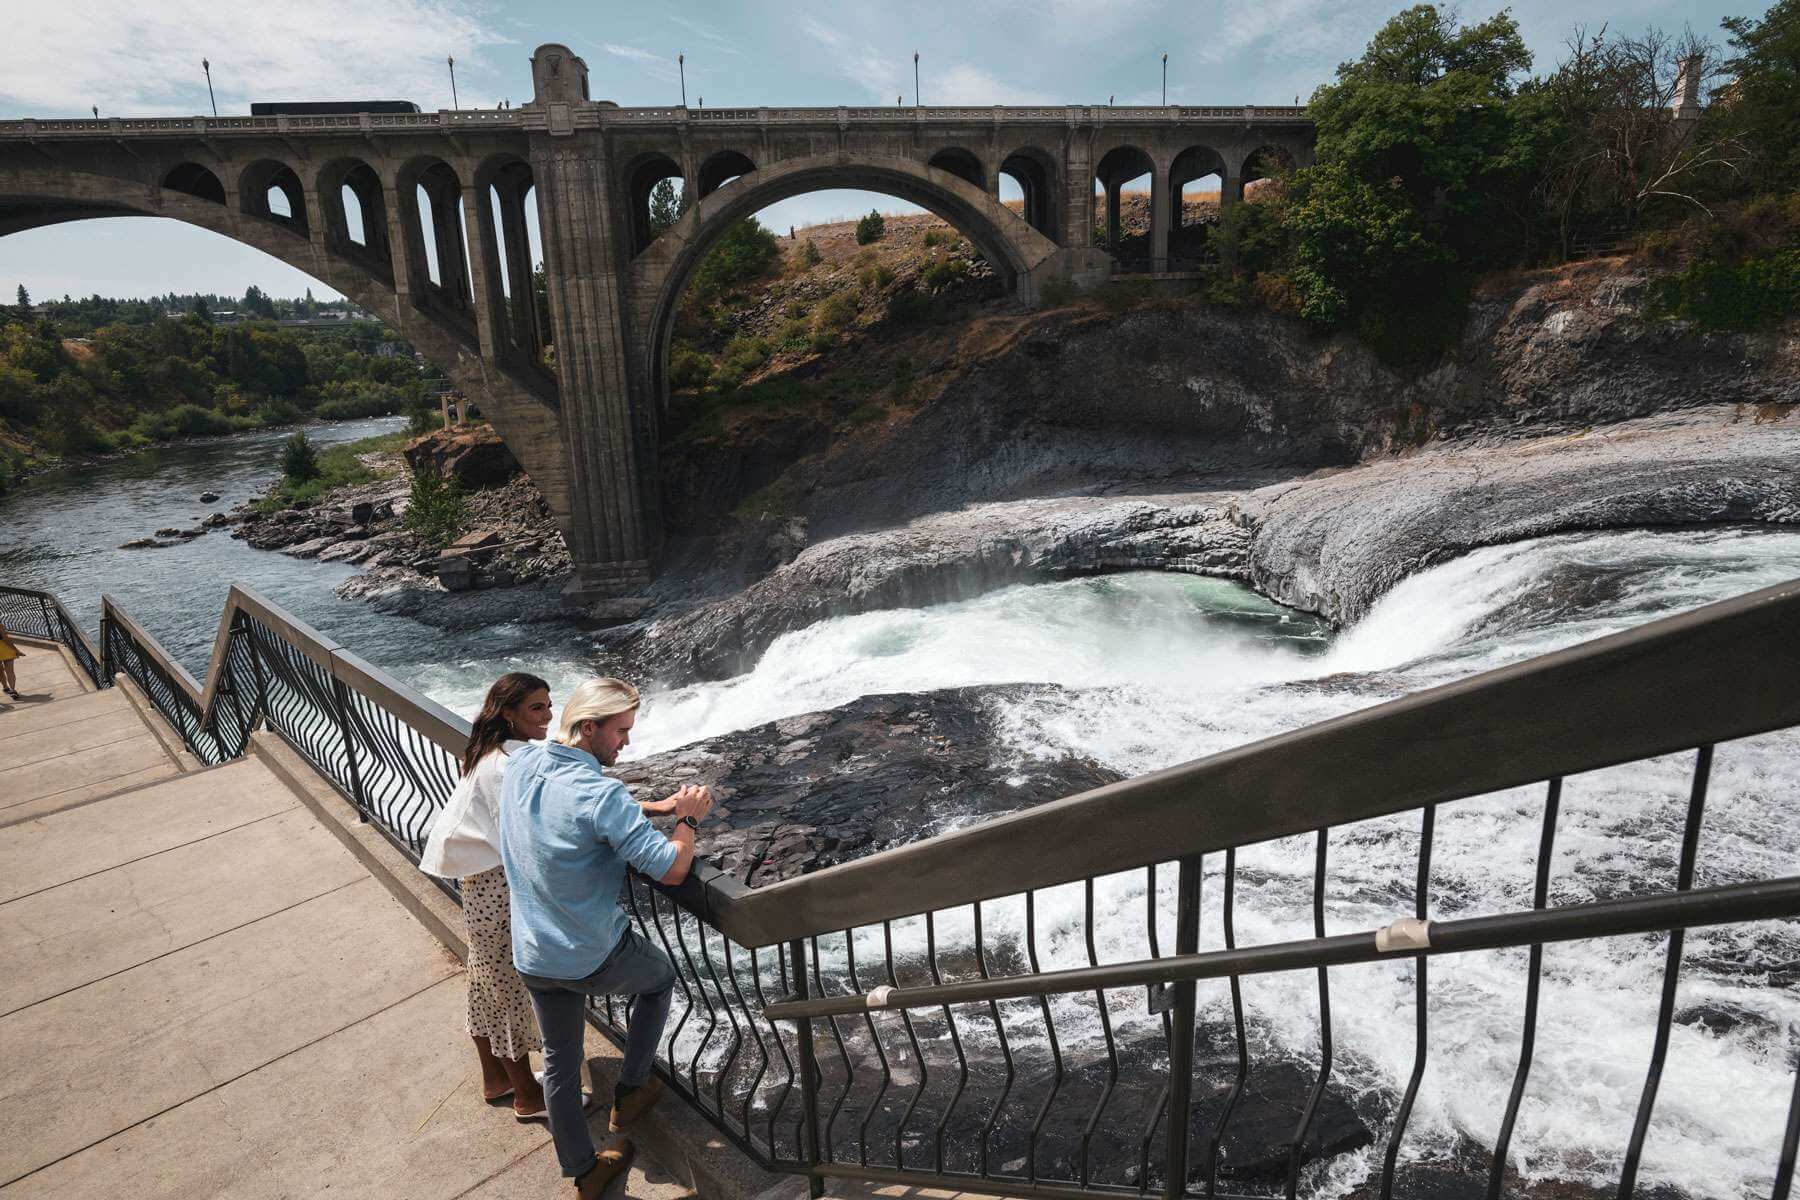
627,151,1060,428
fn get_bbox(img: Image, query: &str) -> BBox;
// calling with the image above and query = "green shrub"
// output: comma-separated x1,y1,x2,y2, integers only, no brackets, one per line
721,335,771,376
808,330,836,352
921,229,945,248
785,300,811,319
846,402,887,426
281,431,320,483
797,240,823,268
669,347,712,391
814,293,858,333
885,289,939,325
854,210,886,245
129,402,250,441
697,219,780,296
254,398,302,426
922,258,968,290
858,263,895,289
1647,250,1800,332
404,468,466,549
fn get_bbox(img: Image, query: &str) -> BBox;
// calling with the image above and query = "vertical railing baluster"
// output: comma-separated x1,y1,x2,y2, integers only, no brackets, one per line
328,672,369,821
1204,848,1248,1198
1380,805,1436,1200
1619,747,1712,1199
791,937,826,1200
1286,830,1334,1200
1027,889,1064,1185
1081,876,1122,1188
974,900,1014,1180
887,919,930,1169
1490,778,1563,1200
1164,856,1202,1199
848,925,891,1167
1773,1055,1800,1200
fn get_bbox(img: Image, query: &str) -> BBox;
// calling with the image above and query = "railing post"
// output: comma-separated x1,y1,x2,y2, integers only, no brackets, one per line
35,595,54,642
1164,855,1203,1198
98,598,114,681
329,669,371,822
790,937,825,1199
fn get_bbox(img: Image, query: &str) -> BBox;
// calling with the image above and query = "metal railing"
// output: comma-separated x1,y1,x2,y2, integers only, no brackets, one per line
7,576,1800,1199
0,585,105,687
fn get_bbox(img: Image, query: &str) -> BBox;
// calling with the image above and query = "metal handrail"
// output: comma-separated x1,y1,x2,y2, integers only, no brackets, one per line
764,876,1800,1021
0,585,106,687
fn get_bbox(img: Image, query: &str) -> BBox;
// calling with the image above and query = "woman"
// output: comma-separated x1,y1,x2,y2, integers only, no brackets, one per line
0,619,22,700
420,672,553,1120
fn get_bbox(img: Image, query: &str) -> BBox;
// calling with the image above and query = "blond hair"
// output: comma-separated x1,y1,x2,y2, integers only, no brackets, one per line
554,677,641,744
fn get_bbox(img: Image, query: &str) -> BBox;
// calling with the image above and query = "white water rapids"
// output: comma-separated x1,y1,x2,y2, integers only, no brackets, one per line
612,527,1800,1199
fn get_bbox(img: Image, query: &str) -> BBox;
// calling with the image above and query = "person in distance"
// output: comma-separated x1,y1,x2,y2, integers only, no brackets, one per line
497,677,714,1199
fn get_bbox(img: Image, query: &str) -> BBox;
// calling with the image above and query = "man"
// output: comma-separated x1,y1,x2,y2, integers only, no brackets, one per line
499,677,714,1198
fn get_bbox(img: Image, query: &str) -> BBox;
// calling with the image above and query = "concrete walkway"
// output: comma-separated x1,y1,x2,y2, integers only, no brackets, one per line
0,642,691,1199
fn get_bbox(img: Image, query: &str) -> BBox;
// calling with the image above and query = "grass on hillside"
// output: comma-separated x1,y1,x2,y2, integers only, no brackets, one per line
255,430,410,512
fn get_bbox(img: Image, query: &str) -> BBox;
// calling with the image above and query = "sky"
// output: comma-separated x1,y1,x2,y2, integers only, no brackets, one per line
0,0,1749,303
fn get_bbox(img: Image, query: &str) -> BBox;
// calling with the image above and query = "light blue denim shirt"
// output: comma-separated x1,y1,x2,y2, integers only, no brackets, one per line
497,740,680,981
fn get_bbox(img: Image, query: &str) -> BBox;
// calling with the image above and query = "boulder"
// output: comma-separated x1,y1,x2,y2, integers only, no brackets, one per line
119,537,168,549
403,426,520,489
437,555,477,591
198,491,220,503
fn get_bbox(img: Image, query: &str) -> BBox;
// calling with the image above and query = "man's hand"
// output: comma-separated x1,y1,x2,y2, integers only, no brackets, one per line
672,784,714,824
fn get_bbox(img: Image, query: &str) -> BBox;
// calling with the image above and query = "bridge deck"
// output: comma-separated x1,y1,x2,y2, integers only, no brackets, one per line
0,646,688,1199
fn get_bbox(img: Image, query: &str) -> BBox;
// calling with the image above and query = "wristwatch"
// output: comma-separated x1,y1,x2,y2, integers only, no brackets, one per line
678,815,700,831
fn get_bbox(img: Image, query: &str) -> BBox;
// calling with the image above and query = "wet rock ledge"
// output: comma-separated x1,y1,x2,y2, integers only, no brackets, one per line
614,685,1120,886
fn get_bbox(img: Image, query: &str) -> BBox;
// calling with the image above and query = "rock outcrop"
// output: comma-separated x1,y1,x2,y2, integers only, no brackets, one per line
403,425,521,489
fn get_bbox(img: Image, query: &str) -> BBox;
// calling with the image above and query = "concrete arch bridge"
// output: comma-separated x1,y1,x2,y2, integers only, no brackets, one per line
0,44,1313,603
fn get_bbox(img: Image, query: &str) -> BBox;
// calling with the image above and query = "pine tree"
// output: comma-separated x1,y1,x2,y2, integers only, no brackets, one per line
648,179,682,235
14,284,29,313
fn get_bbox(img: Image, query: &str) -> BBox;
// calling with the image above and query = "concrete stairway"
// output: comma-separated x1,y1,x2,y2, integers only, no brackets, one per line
0,640,692,1199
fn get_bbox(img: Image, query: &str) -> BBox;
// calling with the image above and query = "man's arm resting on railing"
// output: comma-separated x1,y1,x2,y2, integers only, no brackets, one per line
657,785,715,885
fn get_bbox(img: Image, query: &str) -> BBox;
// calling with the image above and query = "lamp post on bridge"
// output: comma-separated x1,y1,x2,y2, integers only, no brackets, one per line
447,55,459,110
679,53,687,107
202,58,217,117
1162,52,1168,105
914,51,920,108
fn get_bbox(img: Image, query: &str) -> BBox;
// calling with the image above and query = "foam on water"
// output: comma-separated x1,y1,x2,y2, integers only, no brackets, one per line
626,526,1800,1198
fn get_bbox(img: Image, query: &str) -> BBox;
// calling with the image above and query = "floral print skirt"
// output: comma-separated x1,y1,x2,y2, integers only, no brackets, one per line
460,866,542,1059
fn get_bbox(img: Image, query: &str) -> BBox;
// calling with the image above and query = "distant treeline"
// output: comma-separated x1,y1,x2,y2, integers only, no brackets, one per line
0,286,445,491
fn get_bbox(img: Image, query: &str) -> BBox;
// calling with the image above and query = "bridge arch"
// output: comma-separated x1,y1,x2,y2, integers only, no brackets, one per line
627,151,1059,424
695,150,755,199
926,147,985,191
471,152,550,377
395,155,475,333
1238,143,1296,195
163,162,225,205
316,157,392,281
0,165,571,544
622,151,685,255
1092,144,1153,250
238,159,307,236
997,146,1057,239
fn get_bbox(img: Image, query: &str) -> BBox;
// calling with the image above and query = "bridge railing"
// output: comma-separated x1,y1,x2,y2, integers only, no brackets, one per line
0,585,105,687
9,575,1800,1199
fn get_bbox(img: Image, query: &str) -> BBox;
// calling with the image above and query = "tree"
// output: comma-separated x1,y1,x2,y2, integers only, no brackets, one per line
1284,162,1463,364
281,430,320,482
855,209,887,245
1535,25,1751,253
648,178,682,235
1720,0,1800,187
695,219,780,296
14,284,29,314
1308,6,1536,210
190,296,212,323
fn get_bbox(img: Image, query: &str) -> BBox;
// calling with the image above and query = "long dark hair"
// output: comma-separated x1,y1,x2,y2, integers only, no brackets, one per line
463,672,551,774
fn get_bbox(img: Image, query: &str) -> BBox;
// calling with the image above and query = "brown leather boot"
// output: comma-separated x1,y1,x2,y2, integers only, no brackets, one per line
573,1141,634,1199
607,1076,664,1132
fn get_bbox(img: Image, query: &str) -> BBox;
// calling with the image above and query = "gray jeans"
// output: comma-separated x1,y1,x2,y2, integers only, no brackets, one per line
520,930,676,1178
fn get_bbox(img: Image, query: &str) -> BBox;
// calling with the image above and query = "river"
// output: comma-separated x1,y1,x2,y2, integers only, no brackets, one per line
2,422,1796,1197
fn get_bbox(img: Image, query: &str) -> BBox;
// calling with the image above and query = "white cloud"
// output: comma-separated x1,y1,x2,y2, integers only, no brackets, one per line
668,14,741,55
2,0,510,116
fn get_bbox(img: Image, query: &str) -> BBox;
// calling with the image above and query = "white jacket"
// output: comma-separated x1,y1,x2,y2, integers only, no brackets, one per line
419,740,526,879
